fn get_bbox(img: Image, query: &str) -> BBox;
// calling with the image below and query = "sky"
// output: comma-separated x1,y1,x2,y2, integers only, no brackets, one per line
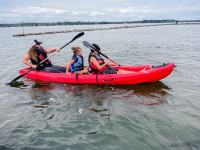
0,0,200,23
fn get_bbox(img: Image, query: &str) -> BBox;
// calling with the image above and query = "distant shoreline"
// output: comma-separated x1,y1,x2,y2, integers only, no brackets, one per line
1,19,200,28
12,22,200,37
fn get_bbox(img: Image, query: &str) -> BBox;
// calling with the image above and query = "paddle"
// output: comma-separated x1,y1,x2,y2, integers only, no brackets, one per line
83,41,120,66
9,32,84,85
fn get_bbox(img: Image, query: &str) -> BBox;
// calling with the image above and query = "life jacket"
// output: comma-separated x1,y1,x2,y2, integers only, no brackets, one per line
71,54,84,72
88,53,108,74
30,47,52,71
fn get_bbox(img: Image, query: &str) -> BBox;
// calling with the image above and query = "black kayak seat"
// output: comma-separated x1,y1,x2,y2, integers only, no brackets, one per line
149,63,170,69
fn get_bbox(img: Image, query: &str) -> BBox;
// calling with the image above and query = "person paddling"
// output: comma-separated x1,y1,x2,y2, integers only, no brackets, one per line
89,44,143,74
66,47,88,74
22,40,66,73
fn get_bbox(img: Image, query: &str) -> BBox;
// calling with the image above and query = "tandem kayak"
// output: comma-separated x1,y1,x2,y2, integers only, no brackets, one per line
19,63,174,85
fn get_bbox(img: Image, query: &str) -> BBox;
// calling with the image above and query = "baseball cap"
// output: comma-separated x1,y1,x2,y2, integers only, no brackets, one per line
34,40,43,45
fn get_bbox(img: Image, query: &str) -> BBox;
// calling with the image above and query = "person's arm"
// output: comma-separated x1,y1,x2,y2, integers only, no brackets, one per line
90,56,110,70
66,60,76,74
21,53,37,69
108,63,117,66
45,48,60,53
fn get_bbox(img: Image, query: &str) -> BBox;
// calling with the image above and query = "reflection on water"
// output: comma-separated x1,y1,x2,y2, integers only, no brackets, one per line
16,79,172,122
8,78,172,130
113,82,171,106
114,81,170,95
19,79,171,107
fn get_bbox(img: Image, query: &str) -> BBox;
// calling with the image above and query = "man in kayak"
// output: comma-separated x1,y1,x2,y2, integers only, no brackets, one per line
22,40,66,73
88,44,140,74
66,47,88,74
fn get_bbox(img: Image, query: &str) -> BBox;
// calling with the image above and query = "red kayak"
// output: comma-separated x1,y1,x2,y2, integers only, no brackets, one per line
19,63,174,85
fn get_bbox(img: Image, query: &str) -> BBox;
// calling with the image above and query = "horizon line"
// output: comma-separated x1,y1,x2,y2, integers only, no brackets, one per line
1,19,200,25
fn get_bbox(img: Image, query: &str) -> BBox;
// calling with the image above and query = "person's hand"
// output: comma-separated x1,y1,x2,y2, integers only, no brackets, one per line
31,65,37,69
56,48,60,52
66,72,71,74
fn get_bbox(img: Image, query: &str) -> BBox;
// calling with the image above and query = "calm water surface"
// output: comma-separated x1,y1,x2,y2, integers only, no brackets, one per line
0,24,200,149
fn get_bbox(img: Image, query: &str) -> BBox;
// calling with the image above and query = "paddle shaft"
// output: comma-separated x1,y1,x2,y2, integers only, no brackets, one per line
97,51,120,66
83,41,120,66
37,32,84,66
9,32,84,84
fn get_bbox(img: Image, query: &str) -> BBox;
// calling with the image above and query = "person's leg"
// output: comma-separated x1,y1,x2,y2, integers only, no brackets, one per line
117,69,136,74
117,67,146,74
76,68,88,74
42,67,63,73
51,65,66,72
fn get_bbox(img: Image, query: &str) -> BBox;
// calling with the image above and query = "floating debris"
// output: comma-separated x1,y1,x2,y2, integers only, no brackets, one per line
88,108,109,112
13,23,200,37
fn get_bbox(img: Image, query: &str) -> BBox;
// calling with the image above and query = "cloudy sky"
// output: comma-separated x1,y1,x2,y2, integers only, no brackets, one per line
0,0,200,23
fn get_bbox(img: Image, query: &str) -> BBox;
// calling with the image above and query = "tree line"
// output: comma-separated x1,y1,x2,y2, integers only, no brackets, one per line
1,20,200,27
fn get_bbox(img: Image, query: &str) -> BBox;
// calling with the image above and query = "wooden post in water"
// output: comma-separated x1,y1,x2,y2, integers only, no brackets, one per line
21,20,24,35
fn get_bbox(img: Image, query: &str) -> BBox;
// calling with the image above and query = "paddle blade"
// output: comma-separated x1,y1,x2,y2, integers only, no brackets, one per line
8,74,26,85
8,81,26,87
71,32,84,42
83,41,90,48
11,74,24,82
83,41,97,51
60,32,84,50
8,68,33,85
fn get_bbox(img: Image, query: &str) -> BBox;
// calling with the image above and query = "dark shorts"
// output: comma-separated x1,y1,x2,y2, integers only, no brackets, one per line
101,68,119,74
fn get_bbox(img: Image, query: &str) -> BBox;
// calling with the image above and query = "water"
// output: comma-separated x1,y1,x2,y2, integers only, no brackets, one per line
0,24,200,149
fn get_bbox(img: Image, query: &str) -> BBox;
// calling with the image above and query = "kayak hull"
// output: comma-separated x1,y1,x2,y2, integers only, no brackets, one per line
19,63,174,85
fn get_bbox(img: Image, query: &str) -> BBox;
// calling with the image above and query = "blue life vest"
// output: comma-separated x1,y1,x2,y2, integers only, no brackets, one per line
71,54,84,72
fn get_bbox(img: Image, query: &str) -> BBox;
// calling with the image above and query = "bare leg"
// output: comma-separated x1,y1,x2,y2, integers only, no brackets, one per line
117,69,135,74
76,68,88,74
117,68,146,74
140,68,146,71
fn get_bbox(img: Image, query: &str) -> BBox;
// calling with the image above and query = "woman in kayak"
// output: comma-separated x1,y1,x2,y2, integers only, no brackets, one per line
22,40,66,73
89,44,143,74
66,47,88,74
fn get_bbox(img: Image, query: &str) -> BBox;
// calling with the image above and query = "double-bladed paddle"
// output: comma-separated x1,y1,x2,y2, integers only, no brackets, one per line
9,32,84,85
83,41,120,66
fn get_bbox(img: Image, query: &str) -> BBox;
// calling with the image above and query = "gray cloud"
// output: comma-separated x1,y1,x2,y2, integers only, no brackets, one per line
0,0,199,23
